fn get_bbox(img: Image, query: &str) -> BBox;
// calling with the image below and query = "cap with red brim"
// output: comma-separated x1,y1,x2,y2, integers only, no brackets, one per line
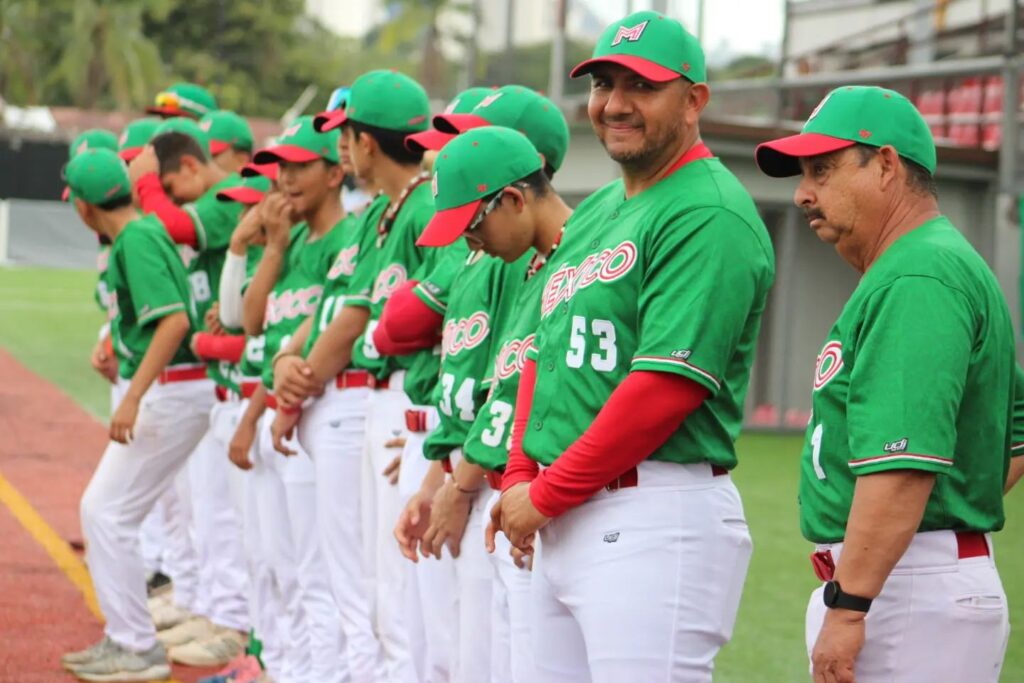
119,148,143,162
253,144,322,164
417,199,484,247
314,110,347,133
241,162,279,182
569,54,681,82
145,105,197,119
217,187,266,205
209,140,231,155
432,113,490,135
405,129,456,153
754,133,856,178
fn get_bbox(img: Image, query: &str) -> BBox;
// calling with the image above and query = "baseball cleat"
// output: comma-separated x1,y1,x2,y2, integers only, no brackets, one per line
66,640,170,682
169,626,246,667
61,636,115,669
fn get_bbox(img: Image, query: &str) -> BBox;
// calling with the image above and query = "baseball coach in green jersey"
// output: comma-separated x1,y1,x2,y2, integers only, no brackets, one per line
485,10,775,682
757,86,1014,683
63,149,214,682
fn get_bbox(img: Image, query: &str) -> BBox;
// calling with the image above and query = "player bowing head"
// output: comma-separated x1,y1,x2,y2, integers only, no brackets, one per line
149,120,220,204
417,127,570,264
254,115,344,220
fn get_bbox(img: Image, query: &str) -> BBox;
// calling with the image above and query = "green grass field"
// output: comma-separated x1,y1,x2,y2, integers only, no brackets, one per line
2,265,1022,681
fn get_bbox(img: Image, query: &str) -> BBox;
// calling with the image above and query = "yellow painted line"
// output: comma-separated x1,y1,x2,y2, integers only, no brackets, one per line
0,470,183,683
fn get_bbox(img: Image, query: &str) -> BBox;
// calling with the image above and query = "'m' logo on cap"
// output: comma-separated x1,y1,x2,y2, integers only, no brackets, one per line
199,120,212,132
76,140,89,155
443,97,461,114
807,93,832,123
476,92,504,110
611,20,649,46
282,123,301,138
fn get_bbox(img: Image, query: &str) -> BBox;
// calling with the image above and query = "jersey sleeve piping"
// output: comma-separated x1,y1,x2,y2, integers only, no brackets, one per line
138,302,186,326
630,355,721,392
848,452,953,472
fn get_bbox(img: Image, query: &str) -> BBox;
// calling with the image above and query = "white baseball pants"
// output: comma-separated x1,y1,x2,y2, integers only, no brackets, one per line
529,460,752,683
805,530,1009,682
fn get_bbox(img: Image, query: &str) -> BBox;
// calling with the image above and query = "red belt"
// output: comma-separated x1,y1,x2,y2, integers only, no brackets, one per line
605,463,728,492
405,409,428,433
336,369,373,390
215,385,229,402
810,531,989,582
240,381,260,399
264,394,278,411
368,375,390,390
441,457,453,474
486,470,503,491
158,365,207,384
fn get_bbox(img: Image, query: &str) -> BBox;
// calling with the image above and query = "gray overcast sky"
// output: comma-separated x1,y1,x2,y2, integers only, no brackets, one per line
582,0,786,62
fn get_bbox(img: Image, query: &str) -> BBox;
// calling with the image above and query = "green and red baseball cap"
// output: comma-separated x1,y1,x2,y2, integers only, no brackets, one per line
570,10,705,84
240,161,279,182
314,69,430,133
755,85,937,177
153,117,212,156
147,82,218,119
216,174,271,205
199,110,254,154
432,85,570,172
253,115,339,164
69,129,119,160
406,86,496,153
118,117,162,161
417,127,544,247
64,148,132,205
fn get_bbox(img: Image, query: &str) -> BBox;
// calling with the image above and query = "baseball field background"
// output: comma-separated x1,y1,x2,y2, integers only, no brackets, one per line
1,264,1022,682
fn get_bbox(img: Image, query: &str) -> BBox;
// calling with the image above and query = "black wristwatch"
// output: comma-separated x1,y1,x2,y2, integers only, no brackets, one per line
823,580,872,613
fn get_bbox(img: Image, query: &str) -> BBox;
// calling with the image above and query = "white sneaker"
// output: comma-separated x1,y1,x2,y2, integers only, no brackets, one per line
147,590,173,615
152,601,192,631
169,626,246,667
157,615,215,647
61,636,115,669
67,640,170,682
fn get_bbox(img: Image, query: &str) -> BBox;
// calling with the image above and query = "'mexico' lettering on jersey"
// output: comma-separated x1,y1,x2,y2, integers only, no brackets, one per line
371,263,408,304
265,285,323,326
493,333,536,380
328,244,359,280
442,311,490,359
541,240,638,318
813,340,844,390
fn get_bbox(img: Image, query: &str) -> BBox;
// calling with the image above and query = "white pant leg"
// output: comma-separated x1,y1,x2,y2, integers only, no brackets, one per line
264,407,348,683
189,399,250,631
529,534,589,683
404,425,456,683
80,380,212,650
253,412,304,683
452,491,493,683
805,531,1009,683
161,467,200,612
362,380,420,683
535,462,752,683
486,491,536,683
299,384,381,683
139,498,166,576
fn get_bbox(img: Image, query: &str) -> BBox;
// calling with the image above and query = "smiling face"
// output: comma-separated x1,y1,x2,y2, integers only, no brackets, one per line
587,63,704,172
276,158,343,218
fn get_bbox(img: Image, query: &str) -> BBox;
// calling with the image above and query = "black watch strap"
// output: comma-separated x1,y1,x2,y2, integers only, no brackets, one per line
823,580,872,613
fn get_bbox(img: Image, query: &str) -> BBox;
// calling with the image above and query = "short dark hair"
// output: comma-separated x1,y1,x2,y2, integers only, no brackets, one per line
480,168,552,204
96,194,134,211
348,120,423,166
854,143,937,198
152,132,209,174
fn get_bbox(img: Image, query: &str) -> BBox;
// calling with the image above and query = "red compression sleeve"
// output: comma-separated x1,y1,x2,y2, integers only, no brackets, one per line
193,333,246,363
501,357,540,491
136,173,198,247
374,280,442,354
528,371,709,518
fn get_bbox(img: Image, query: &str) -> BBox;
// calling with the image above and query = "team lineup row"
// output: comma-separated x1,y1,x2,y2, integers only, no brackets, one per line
58,9,1022,683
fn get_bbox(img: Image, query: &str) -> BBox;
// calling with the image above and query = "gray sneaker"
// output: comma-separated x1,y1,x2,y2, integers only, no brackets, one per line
67,639,170,682
61,636,115,669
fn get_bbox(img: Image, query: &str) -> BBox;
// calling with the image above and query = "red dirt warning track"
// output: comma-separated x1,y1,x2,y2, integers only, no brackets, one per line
0,349,216,682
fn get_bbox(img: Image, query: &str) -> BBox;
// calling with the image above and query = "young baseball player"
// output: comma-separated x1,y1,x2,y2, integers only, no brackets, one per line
402,126,574,683
756,86,1013,683
61,148,212,682
311,69,442,683
200,110,255,174
146,82,218,120
241,115,352,683
488,12,775,681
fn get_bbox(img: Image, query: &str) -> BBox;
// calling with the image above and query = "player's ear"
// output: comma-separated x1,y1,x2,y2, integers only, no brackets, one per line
684,82,711,124
325,162,345,190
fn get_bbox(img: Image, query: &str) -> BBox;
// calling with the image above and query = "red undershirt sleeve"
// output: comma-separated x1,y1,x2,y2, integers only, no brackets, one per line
373,280,442,355
501,357,540,490
136,173,198,248
528,371,709,518
193,333,246,363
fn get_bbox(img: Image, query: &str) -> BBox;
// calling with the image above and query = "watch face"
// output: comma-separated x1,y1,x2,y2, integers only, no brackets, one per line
823,580,838,606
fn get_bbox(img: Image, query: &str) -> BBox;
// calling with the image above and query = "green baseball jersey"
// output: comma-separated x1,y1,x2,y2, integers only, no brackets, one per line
412,245,468,315
182,173,245,389
107,214,200,379
95,244,112,312
351,180,452,406
261,221,348,389
461,255,544,471
304,197,387,358
522,158,774,468
422,251,530,461
800,217,1015,544
1013,364,1024,457
237,246,266,385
